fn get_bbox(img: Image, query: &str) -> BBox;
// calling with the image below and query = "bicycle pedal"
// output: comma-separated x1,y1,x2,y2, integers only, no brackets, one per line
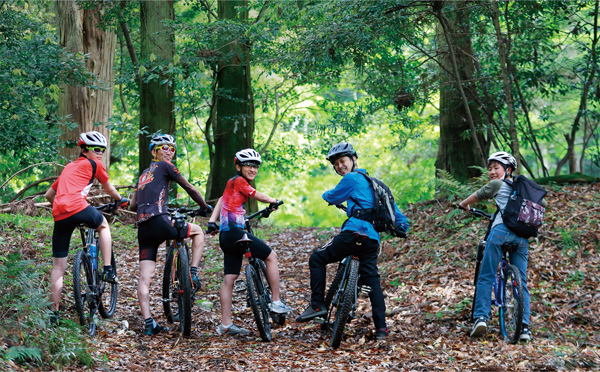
359,285,372,295
234,279,247,292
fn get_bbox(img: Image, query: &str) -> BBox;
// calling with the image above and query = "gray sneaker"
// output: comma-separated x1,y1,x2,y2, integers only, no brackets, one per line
269,301,292,314
216,323,250,336
520,325,531,341
470,317,487,338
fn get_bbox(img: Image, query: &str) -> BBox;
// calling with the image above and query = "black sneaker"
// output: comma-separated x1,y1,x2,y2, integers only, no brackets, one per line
144,322,164,336
296,305,327,322
520,325,531,341
375,328,389,340
192,275,201,292
103,267,118,284
470,317,487,338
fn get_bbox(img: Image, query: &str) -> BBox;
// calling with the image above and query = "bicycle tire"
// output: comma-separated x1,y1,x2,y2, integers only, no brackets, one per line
500,264,524,344
162,245,178,323
246,263,272,341
177,245,193,336
256,260,286,326
73,250,96,336
98,249,118,318
325,260,346,311
330,258,359,349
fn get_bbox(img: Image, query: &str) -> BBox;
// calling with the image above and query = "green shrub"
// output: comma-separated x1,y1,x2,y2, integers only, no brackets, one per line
0,251,92,369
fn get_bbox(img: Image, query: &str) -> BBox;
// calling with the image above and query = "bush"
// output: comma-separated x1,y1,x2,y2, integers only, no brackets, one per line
0,252,92,369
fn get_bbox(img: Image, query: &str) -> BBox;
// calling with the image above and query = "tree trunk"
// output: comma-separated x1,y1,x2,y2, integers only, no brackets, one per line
435,2,486,184
139,0,176,172
206,0,255,204
55,2,116,169
555,0,599,175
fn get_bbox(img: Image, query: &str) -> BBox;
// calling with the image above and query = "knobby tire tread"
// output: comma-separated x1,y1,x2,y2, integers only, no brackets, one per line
162,246,177,323
177,245,193,336
98,249,118,318
73,250,95,336
330,258,359,349
246,264,272,341
500,264,524,344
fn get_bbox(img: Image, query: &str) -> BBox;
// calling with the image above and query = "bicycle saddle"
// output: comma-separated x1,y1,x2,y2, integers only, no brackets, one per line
501,242,519,253
235,233,253,245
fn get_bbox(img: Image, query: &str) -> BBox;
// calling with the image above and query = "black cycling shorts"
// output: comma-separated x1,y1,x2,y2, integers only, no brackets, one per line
52,205,104,258
219,222,272,275
138,215,190,262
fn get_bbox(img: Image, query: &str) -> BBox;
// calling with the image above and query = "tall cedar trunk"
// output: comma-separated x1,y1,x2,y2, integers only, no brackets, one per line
139,1,176,172
206,0,255,205
55,2,116,169
435,3,486,184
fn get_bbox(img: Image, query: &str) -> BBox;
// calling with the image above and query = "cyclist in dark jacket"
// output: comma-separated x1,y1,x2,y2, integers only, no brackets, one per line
296,142,409,340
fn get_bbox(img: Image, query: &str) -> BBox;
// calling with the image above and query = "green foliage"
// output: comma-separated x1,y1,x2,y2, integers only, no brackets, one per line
0,230,92,368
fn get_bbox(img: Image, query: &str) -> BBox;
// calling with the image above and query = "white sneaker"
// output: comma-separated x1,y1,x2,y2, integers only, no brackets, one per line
269,300,292,314
470,317,487,338
216,323,250,336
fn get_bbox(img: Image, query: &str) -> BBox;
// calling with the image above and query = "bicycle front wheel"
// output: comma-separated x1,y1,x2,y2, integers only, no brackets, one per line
500,264,524,344
73,250,96,336
162,245,178,323
256,260,285,326
98,249,118,318
330,258,359,349
246,262,272,341
176,245,193,336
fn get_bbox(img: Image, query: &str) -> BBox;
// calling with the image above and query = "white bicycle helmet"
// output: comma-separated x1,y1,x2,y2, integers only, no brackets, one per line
78,131,107,148
149,134,176,151
488,151,517,171
234,148,262,165
326,142,357,164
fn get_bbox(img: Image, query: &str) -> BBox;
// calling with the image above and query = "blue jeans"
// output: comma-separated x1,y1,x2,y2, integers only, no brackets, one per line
473,223,530,326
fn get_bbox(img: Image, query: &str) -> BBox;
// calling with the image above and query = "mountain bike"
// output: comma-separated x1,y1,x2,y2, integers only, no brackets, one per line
465,207,525,344
318,203,372,349
73,201,119,336
236,200,286,342
162,207,201,336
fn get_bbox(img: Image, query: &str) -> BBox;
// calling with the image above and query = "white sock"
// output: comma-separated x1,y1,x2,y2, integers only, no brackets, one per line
272,300,283,306
222,323,232,329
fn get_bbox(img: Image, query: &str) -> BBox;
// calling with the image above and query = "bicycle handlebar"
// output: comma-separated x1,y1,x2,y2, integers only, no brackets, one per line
96,201,121,213
245,200,284,221
459,205,492,219
168,206,201,217
328,203,347,212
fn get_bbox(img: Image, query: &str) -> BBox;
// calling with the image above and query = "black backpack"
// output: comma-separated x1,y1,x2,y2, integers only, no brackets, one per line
499,175,547,239
350,171,396,233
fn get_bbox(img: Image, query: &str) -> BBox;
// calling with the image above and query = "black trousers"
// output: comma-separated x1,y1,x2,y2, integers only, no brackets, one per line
309,231,386,330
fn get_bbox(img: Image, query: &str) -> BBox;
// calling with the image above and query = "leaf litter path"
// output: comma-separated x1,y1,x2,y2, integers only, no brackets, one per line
69,184,600,371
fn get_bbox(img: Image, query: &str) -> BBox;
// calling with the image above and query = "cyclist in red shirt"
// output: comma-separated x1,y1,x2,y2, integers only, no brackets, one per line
207,149,292,336
44,131,127,322
130,134,212,336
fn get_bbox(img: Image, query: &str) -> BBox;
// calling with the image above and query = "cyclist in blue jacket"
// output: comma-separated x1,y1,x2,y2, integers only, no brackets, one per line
296,142,409,340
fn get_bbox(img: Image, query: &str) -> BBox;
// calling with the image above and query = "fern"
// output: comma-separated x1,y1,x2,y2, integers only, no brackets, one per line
4,346,42,364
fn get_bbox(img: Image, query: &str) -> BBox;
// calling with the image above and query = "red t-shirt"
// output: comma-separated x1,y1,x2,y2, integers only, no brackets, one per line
220,175,256,231
51,156,109,221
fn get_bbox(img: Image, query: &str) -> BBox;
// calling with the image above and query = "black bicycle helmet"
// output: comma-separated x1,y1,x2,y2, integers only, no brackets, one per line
326,142,358,164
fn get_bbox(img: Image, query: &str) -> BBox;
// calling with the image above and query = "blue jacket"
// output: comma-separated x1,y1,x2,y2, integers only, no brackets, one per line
322,168,409,243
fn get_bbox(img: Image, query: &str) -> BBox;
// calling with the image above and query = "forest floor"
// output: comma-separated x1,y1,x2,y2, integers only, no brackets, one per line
2,183,600,371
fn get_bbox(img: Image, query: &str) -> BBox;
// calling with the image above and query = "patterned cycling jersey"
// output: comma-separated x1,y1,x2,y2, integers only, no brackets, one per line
134,160,182,224
220,175,256,232
51,156,109,221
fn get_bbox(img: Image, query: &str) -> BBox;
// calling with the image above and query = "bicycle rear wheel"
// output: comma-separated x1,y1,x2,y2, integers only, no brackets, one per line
162,245,178,323
98,249,118,318
73,250,96,336
256,260,285,326
321,260,347,331
176,245,193,336
330,258,359,349
246,263,272,341
500,264,524,344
